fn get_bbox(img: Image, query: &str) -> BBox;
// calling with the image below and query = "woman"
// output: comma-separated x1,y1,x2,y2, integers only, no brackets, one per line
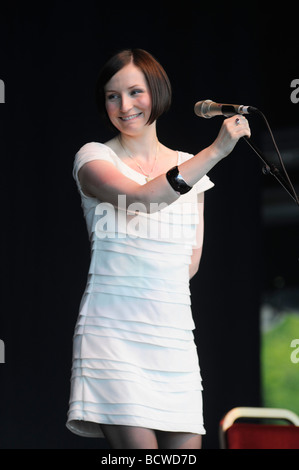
66,49,250,449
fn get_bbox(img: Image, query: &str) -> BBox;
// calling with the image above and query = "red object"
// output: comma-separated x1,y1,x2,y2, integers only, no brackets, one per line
225,422,299,449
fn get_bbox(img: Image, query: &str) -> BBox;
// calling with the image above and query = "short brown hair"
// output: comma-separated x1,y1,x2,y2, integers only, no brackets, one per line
95,49,172,126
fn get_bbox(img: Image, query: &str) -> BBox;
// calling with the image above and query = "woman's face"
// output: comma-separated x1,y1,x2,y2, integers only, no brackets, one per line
104,62,152,134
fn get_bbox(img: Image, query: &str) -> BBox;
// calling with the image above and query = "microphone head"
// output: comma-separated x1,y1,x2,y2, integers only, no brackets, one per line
194,100,213,118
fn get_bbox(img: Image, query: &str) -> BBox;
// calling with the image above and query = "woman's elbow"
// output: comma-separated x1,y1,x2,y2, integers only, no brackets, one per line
189,261,200,280
189,248,202,280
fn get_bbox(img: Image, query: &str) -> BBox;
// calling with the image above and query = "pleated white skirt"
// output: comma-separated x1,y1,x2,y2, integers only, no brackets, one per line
66,186,206,437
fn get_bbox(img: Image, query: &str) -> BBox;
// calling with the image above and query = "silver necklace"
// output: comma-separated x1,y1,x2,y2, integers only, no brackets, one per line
118,135,159,182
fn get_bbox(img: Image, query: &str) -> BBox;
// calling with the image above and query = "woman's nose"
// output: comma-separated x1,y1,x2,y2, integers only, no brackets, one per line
120,94,133,114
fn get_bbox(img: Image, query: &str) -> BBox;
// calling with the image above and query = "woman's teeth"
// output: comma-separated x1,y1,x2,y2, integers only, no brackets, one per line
120,113,141,121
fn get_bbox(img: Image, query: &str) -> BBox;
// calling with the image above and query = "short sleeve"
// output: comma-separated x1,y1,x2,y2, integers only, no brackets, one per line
73,142,114,198
178,151,214,194
193,174,214,194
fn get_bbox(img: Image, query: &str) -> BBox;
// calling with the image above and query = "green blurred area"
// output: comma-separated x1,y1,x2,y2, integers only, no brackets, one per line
261,313,299,415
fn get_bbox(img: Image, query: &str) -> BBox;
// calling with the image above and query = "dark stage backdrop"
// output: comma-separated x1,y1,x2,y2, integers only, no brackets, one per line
0,1,298,450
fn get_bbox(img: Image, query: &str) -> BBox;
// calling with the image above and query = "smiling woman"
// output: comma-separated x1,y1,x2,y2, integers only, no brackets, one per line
66,48,251,449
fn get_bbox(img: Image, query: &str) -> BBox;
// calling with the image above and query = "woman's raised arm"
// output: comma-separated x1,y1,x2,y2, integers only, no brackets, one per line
78,115,250,212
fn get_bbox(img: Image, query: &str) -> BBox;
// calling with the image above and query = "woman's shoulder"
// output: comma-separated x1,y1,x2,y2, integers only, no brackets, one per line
73,142,119,183
76,141,114,156
74,141,118,165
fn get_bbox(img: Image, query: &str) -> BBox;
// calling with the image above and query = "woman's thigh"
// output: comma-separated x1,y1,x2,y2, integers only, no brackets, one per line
100,424,158,449
156,431,202,449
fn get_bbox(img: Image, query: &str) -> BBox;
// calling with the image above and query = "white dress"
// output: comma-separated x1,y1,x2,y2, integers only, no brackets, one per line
66,142,214,438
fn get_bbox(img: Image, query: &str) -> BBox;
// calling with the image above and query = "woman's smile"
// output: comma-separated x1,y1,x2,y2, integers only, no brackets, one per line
119,112,143,122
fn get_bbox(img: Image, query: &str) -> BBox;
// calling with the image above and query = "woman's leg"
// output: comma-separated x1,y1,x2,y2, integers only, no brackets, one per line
101,424,159,449
156,431,202,449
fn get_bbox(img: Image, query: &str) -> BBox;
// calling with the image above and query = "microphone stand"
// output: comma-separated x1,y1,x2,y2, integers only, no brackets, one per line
242,136,299,207
195,104,299,206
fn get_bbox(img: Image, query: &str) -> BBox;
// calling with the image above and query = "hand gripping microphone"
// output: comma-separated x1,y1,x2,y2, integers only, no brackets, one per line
194,99,258,118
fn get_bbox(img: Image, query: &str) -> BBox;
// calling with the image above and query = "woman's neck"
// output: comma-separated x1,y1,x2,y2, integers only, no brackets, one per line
118,123,159,163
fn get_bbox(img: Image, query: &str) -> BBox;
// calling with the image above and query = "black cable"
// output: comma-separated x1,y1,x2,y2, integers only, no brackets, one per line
245,109,299,207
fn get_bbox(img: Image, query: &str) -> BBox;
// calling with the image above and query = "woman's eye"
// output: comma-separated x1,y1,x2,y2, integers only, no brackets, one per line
131,89,143,96
107,93,119,101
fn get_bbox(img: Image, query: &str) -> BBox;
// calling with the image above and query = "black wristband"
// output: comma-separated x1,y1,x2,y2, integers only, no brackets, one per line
166,166,193,195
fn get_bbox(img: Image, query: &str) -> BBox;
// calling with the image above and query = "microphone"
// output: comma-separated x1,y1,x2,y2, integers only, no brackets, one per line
194,99,258,119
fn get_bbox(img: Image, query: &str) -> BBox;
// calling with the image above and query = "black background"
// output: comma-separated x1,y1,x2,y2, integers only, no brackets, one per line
0,1,298,450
